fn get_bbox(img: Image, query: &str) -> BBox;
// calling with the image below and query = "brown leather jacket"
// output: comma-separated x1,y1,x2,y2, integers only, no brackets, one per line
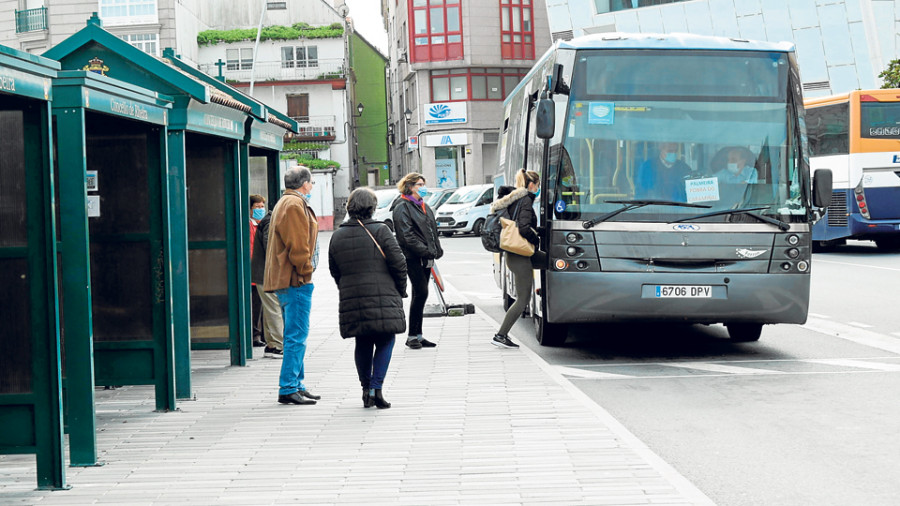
263,190,318,292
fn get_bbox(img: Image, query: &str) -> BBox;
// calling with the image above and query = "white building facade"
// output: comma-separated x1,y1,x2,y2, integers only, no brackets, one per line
545,0,900,97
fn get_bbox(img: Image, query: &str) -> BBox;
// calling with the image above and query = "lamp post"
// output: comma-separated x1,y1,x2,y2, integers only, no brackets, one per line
353,102,365,117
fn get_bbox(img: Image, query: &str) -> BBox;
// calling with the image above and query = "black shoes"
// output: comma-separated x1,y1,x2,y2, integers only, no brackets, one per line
264,347,283,359
419,338,437,348
405,339,423,350
362,389,374,408
492,334,519,349
252,339,266,347
298,389,320,400
372,389,391,409
278,392,316,405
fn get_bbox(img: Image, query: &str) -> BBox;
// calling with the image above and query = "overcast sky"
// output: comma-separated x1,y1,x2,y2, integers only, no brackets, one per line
345,0,389,55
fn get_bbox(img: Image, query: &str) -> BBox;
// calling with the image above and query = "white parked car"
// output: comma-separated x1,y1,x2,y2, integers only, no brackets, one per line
342,188,401,230
435,183,494,236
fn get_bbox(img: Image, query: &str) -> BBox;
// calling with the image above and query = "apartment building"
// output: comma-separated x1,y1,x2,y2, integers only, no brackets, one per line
545,0,900,98
385,0,552,186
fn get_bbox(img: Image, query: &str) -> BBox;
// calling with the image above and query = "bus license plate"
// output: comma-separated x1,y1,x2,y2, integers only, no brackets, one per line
655,285,711,298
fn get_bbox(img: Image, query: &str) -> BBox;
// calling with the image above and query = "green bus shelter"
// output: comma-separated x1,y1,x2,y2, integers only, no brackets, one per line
0,45,66,488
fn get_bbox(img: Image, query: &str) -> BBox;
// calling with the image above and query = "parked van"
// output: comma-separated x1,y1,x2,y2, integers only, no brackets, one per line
425,187,456,211
342,188,400,230
435,184,494,236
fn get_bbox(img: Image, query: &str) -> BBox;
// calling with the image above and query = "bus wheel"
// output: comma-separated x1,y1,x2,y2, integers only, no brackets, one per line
875,237,900,252
726,323,763,342
472,219,485,236
534,315,567,347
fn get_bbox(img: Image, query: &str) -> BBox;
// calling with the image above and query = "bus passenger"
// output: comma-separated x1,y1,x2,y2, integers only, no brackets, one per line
714,147,759,184
635,142,692,201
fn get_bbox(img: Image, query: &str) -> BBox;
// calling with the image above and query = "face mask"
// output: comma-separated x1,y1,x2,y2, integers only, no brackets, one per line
302,193,312,201
664,152,677,164
533,188,541,198
417,186,428,198
252,208,266,221
726,163,741,174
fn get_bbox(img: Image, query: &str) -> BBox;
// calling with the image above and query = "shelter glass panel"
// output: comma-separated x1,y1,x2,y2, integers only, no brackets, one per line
90,241,153,342
188,248,229,342
186,145,227,241
86,133,150,235
0,110,27,247
0,259,33,393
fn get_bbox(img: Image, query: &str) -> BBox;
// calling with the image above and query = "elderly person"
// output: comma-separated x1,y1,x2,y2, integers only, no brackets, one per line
329,188,408,409
392,172,443,350
264,166,321,406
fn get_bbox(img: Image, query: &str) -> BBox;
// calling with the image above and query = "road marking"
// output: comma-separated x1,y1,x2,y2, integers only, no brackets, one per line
808,312,830,319
893,332,900,339
671,361,779,375
815,258,900,273
555,365,633,380
802,317,900,355
847,321,874,328
805,358,900,372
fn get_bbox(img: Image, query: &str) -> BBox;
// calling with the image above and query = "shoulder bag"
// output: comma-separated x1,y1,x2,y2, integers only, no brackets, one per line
499,200,535,257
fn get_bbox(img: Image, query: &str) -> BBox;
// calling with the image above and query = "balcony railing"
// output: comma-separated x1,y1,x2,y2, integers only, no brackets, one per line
200,59,346,83
285,115,336,141
15,7,48,33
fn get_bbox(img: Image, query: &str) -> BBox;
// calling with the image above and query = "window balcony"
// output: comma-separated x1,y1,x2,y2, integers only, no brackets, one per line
285,115,336,142
200,59,346,84
15,7,48,33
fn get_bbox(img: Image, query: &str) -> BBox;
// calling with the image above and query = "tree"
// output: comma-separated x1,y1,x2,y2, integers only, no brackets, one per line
878,59,900,88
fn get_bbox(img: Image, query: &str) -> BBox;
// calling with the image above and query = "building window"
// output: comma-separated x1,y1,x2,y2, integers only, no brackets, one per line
118,33,159,56
266,1,286,9
595,0,687,14
409,0,462,63
287,94,310,123
99,0,158,25
500,0,534,60
430,68,528,102
226,48,254,71
281,46,318,68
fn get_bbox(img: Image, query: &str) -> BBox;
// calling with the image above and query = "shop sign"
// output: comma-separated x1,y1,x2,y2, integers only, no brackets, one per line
425,133,467,147
424,102,467,125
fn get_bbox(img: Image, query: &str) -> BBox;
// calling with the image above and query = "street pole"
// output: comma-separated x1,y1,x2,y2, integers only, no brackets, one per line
248,0,266,96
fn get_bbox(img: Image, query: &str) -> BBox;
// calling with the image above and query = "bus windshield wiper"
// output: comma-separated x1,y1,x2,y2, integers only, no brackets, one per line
582,199,712,229
670,207,791,231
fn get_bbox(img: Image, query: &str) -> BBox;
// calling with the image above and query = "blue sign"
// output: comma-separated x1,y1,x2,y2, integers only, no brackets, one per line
424,102,467,125
555,200,567,212
893,154,900,163
588,102,615,125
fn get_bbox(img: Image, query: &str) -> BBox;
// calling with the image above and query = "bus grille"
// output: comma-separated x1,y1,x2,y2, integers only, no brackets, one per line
826,190,848,227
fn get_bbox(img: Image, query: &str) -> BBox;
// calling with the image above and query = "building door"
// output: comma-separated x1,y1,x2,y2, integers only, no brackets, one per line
286,94,309,122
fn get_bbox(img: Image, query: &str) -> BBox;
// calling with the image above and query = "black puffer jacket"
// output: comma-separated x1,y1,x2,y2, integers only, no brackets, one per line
250,211,271,284
328,219,408,338
392,196,444,260
490,188,539,246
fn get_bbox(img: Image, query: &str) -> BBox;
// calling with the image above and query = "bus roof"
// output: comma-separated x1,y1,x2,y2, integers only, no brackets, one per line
805,88,900,107
558,32,794,53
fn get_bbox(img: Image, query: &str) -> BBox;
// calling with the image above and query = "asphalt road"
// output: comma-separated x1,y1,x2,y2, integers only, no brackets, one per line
437,235,900,506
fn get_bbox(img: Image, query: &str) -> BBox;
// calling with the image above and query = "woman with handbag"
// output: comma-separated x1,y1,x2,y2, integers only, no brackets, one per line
392,172,443,350
491,169,541,349
329,188,408,408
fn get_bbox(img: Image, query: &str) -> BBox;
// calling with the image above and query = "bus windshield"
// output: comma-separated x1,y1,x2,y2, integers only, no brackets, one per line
552,50,805,223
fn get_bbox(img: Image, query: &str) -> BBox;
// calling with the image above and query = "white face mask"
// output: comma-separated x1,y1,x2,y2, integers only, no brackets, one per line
726,163,741,174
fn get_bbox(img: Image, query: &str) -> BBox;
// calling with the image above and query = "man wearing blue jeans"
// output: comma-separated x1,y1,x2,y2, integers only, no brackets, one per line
263,166,321,405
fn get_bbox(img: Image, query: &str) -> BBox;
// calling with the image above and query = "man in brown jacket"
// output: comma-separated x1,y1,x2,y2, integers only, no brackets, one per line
264,166,321,405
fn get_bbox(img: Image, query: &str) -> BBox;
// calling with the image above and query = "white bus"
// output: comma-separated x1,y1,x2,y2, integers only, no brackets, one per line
495,33,832,346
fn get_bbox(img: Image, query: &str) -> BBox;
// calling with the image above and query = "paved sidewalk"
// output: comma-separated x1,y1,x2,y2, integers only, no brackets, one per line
1,234,713,505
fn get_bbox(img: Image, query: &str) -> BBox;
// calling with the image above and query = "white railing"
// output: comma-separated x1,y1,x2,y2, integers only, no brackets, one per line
289,115,336,139
199,59,346,83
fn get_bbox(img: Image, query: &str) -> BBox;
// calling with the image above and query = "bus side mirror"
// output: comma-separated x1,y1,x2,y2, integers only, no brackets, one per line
536,97,555,139
812,169,833,208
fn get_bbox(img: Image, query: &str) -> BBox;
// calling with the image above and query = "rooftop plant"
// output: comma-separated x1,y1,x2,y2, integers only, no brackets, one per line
198,22,343,46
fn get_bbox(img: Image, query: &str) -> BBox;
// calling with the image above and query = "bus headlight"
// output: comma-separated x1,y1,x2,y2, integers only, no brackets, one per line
566,246,578,256
780,262,792,271
797,261,809,272
786,234,800,245
555,259,568,270
786,248,800,259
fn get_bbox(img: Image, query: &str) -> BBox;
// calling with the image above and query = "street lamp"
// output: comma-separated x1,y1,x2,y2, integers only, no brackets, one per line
353,102,365,117
404,108,412,123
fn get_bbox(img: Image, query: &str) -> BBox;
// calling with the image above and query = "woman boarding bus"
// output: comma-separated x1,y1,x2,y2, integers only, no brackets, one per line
495,32,833,346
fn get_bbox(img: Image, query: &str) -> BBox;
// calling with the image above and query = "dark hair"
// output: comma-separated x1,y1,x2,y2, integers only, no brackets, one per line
397,172,425,195
249,194,265,209
284,166,312,190
346,188,377,220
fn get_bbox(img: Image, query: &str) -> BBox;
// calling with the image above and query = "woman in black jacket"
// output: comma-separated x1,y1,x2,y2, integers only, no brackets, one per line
329,188,408,408
392,172,443,350
491,169,541,349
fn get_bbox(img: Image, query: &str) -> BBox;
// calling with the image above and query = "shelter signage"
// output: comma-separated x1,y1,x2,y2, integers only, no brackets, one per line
0,67,51,101
181,101,246,140
249,119,285,151
83,90,167,125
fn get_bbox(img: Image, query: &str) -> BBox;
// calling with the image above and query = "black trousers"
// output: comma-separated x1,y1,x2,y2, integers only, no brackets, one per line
406,256,431,337
251,284,263,341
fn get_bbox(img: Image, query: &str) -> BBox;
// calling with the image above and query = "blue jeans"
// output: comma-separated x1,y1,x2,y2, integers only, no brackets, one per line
276,284,314,395
354,334,395,390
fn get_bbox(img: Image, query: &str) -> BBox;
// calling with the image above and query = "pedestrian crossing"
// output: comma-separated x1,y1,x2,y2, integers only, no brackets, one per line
556,356,900,380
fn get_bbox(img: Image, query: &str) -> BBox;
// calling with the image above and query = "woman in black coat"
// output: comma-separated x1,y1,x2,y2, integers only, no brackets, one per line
392,172,443,350
329,188,408,409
